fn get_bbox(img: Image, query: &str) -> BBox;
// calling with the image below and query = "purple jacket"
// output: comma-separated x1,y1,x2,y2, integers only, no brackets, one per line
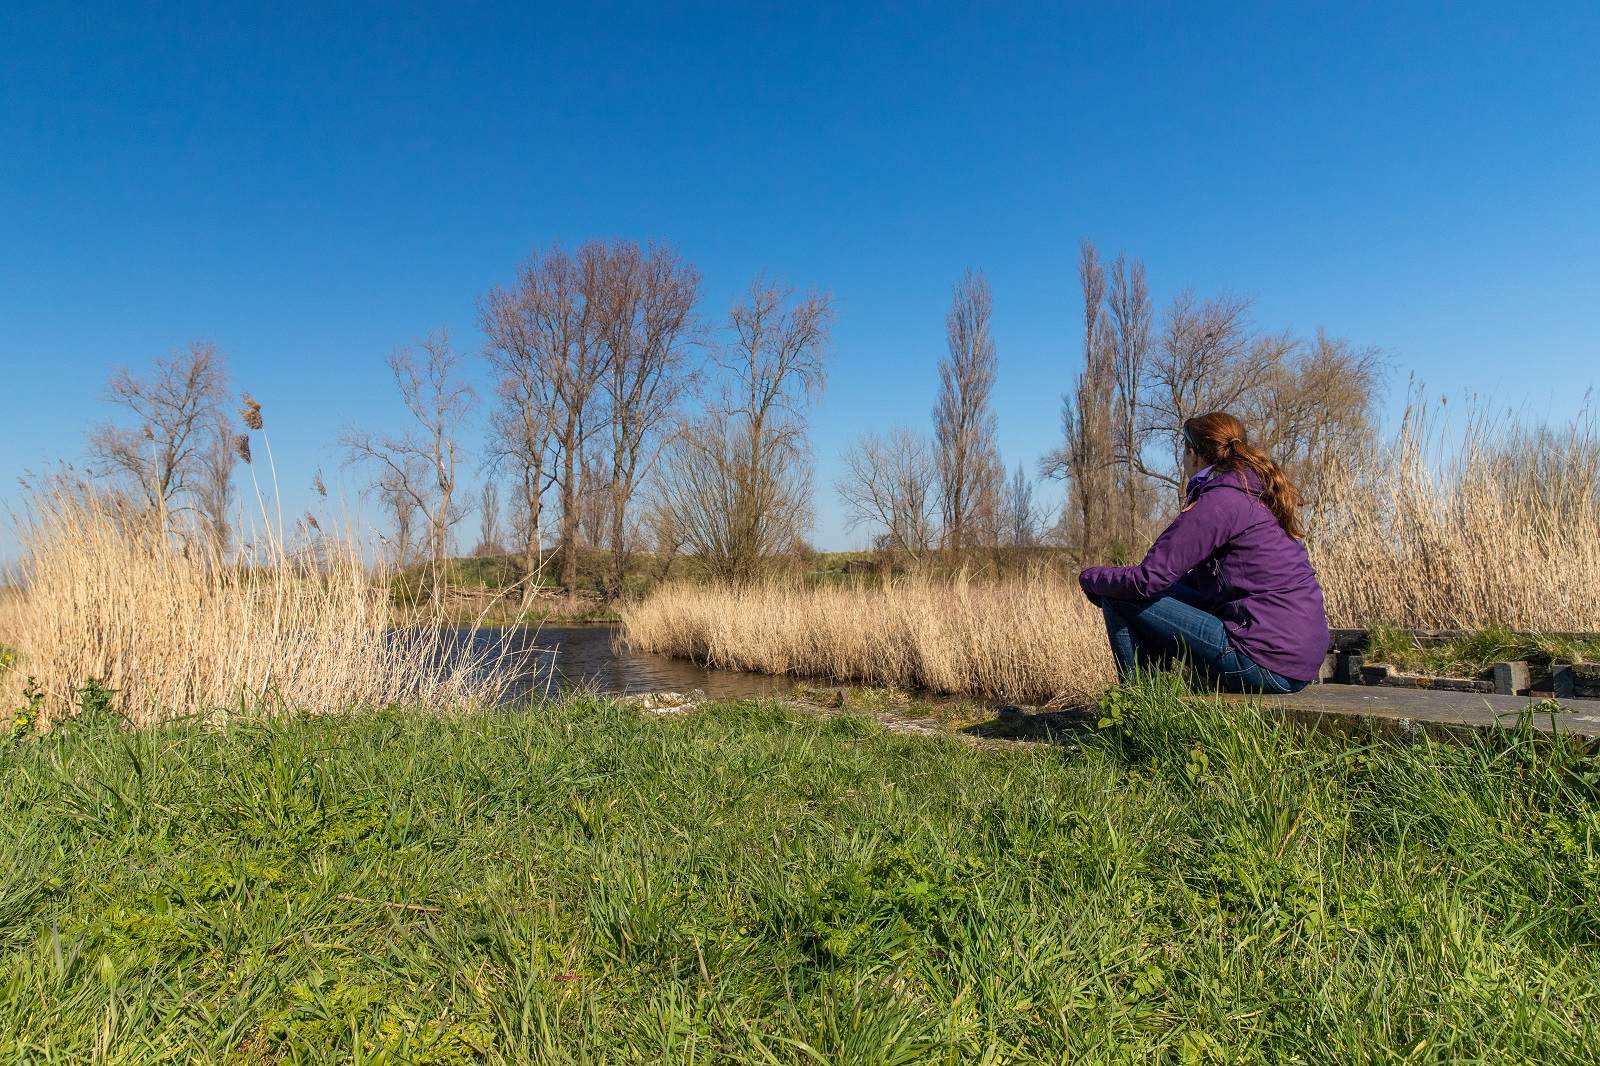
1079,467,1330,681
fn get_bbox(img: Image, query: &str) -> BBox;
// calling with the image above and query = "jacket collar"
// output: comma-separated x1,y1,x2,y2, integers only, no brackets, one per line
1185,465,1214,494
1186,464,1263,501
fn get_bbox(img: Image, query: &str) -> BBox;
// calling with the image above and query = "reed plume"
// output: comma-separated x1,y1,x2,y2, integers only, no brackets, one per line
238,394,264,431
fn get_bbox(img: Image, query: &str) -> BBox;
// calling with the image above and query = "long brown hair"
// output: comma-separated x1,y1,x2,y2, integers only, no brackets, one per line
1183,412,1305,538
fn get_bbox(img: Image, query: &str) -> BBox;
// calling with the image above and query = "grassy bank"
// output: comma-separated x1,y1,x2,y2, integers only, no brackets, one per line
3,683,1597,1062
406,556,626,627
620,575,1115,705
1363,623,1600,678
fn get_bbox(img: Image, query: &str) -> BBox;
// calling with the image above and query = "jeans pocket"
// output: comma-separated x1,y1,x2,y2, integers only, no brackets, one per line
1218,652,1298,696
1252,670,1305,695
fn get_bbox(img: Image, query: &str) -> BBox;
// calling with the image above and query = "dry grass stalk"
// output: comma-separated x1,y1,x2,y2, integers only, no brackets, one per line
620,573,1114,705
0,479,510,728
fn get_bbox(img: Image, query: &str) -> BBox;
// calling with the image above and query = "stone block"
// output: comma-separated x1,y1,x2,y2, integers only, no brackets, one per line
1328,629,1370,653
1334,653,1364,685
1551,665,1576,699
1429,677,1493,693
1571,662,1600,697
1492,661,1530,696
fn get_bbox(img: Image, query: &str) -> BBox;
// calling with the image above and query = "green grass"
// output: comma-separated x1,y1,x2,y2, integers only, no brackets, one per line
1365,622,1600,677
2,681,1598,1063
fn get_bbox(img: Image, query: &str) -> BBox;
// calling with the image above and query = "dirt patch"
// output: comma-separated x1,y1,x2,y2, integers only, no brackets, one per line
620,685,1096,750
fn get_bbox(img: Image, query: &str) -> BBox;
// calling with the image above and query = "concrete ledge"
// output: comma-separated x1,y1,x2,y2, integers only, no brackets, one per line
1230,684,1600,741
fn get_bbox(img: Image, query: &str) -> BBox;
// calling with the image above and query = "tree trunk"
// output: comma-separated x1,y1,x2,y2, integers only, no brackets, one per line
559,429,579,594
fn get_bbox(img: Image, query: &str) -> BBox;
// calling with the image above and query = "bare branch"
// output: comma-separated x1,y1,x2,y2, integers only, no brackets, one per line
835,427,939,561
339,329,476,601
85,338,236,553
656,275,835,582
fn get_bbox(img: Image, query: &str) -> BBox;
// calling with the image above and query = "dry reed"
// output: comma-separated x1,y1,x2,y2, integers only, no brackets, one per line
1310,399,1600,631
620,573,1115,705
0,479,508,727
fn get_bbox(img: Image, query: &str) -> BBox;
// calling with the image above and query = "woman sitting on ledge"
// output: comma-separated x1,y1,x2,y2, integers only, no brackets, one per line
1079,412,1330,695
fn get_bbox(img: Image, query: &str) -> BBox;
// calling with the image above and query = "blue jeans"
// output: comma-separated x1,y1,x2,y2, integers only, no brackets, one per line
1101,584,1310,695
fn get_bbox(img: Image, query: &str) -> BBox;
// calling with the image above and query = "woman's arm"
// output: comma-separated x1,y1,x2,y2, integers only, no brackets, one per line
1079,491,1236,602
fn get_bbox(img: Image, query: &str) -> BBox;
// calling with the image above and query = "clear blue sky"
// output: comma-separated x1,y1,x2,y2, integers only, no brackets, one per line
3,2,1597,550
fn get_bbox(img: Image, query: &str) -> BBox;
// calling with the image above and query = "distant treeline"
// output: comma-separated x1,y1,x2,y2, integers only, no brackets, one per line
84,235,1600,614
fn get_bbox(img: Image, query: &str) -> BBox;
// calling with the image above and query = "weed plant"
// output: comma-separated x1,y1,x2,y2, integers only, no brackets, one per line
2,678,1598,1063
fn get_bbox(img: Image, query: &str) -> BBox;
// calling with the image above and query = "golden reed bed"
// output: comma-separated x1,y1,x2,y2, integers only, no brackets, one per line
0,483,504,727
621,576,1116,706
1310,408,1600,632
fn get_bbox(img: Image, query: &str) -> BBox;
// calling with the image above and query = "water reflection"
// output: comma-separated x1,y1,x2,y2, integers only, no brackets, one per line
453,625,800,703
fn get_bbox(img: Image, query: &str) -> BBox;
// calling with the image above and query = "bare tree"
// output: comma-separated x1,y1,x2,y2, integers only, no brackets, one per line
339,329,477,603
504,474,544,578
545,244,612,595
1138,289,1258,484
479,260,562,603
1041,241,1117,560
578,442,610,556
1041,240,1386,550
376,467,422,569
656,275,835,582
835,427,939,562
1106,252,1152,545
997,461,1041,548
481,243,610,596
474,480,503,557
481,239,703,601
1249,330,1387,511
477,241,613,598
192,428,238,553
1140,293,1384,505
86,338,236,546
596,241,703,598
934,268,1002,553
640,494,685,582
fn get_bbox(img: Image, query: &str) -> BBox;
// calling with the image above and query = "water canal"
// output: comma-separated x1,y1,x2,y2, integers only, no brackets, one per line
454,624,801,703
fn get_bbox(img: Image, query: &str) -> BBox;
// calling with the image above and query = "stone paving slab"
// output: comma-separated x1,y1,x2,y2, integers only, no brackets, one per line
811,685,1600,748
623,684,1600,749
1240,684,1600,740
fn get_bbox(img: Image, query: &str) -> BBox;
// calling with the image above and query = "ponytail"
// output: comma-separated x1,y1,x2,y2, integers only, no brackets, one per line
1183,413,1304,538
